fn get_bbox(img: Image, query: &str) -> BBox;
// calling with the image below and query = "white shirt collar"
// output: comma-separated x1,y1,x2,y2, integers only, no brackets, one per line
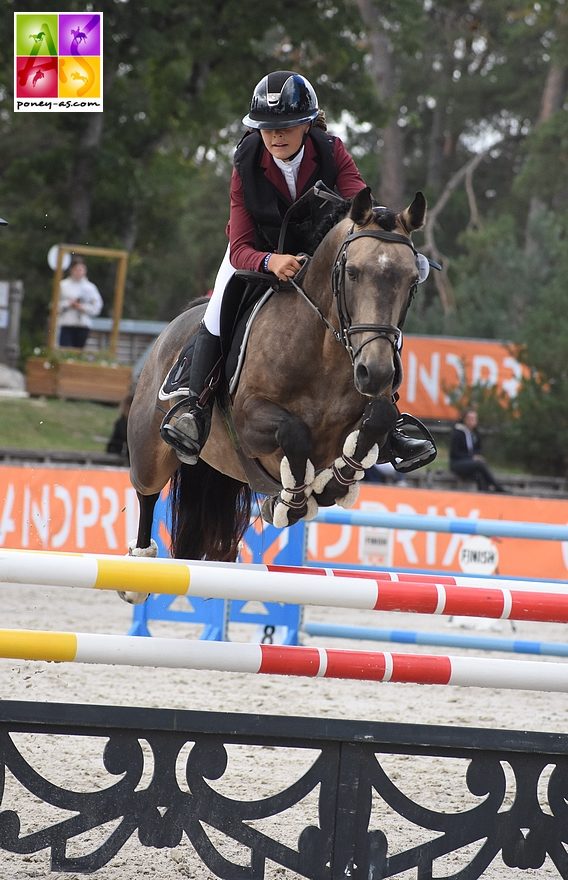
273,146,305,200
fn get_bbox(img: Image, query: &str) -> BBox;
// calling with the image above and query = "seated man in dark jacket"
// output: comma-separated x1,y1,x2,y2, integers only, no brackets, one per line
449,408,505,492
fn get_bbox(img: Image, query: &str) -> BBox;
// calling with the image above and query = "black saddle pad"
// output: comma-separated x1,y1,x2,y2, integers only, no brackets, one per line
161,275,271,397
219,274,272,383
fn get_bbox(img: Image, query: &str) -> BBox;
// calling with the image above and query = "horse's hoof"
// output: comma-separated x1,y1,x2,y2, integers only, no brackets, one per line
128,539,158,558
260,496,275,525
117,590,149,605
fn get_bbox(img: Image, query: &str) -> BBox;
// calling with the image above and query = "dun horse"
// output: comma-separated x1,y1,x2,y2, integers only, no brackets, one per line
127,187,426,569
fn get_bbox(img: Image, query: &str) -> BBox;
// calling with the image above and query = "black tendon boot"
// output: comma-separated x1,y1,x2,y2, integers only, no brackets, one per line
385,413,437,473
160,324,222,464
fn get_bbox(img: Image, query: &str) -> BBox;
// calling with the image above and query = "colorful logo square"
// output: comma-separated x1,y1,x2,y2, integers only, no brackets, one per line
59,56,101,100
14,12,103,112
16,57,58,98
14,14,58,56
58,14,101,56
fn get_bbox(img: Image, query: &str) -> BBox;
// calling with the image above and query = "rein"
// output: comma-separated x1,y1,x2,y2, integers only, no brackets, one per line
290,225,419,362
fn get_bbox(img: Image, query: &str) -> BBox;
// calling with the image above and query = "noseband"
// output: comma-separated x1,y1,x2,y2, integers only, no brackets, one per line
332,227,418,363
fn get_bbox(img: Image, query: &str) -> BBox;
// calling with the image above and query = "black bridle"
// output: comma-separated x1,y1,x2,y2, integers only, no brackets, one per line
290,224,419,364
332,226,418,362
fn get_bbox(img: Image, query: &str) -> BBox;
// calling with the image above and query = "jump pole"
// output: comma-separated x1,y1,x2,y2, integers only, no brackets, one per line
303,622,568,658
2,628,568,692
2,550,568,623
311,508,568,541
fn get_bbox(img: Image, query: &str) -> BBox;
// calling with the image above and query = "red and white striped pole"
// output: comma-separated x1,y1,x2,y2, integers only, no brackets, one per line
1,628,567,692
1,550,568,623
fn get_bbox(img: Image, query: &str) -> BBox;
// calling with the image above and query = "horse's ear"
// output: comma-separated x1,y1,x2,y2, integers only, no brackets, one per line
400,191,427,232
349,186,374,226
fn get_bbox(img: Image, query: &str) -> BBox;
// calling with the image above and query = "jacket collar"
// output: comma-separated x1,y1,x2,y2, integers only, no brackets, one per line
260,135,318,204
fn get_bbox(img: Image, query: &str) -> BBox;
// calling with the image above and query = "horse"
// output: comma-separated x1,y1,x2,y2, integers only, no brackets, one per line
126,186,426,575
71,27,87,44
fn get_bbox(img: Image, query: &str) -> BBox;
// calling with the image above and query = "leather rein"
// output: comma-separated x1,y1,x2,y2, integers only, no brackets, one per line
288,225,418,364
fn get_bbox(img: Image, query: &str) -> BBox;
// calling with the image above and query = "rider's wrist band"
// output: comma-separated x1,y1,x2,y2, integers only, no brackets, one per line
262,253,271,273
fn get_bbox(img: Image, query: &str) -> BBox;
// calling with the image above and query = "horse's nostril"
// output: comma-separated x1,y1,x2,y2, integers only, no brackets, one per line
355,362,370,390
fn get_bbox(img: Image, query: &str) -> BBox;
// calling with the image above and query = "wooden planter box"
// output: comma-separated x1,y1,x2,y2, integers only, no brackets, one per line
56,362,132,403
26,358,132,403
25,357,58,397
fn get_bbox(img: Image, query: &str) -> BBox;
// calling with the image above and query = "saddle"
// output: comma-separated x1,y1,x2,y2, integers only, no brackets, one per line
160,263,310,400
159,274,286,495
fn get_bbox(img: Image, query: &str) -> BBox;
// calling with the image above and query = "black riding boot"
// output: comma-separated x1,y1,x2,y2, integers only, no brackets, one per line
389,428,436,472
383,412,437,473
160,324,222,464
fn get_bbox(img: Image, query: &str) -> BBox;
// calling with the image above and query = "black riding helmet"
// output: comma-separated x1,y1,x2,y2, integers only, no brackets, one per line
242,70,319,129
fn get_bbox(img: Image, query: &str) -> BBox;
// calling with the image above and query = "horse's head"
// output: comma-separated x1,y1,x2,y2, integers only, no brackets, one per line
332,186,426,398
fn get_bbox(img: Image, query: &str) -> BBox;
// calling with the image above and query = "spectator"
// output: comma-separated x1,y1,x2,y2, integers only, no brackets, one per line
106,393,133,460
58,257,103,348
449,408,505,493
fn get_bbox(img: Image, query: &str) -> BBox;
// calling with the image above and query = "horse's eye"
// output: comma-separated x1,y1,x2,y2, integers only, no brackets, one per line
345,265,358,281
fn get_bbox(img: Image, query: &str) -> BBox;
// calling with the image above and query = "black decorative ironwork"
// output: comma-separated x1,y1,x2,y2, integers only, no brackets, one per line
1,700,568,878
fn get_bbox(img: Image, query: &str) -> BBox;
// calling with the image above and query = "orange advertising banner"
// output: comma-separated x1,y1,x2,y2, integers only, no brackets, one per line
1,466,566,581
0,466,138,554
397,335,527,420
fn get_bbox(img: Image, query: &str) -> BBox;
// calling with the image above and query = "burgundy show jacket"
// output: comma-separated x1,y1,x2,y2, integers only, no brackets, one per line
228,134,367,272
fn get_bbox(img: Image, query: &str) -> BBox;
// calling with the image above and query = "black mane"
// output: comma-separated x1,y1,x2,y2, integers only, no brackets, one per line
310,200,398,253
310,201,351,252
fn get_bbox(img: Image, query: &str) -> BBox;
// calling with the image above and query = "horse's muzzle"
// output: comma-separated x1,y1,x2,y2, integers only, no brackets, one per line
354,360,395,397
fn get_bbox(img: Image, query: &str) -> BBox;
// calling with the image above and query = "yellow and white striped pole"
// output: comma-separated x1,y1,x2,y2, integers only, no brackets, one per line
2,549,568,623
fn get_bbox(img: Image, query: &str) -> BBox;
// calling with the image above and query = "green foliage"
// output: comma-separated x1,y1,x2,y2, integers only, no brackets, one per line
432,205,568,475
500,207,568,474
513,111,568,207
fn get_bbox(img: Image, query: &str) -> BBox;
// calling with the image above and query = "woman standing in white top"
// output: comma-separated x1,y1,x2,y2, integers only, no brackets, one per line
58,257,103,349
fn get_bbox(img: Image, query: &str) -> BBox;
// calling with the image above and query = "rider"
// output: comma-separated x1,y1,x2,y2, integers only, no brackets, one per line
160,70,435,471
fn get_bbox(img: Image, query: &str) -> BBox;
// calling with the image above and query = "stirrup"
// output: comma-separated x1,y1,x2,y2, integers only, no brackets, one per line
388,413,437,474
159,396,209,464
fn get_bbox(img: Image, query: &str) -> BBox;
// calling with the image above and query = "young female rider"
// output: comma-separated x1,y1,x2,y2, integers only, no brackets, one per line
160,70,435,471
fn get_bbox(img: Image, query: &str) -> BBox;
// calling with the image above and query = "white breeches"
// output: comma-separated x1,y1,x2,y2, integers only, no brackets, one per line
203,244,235,336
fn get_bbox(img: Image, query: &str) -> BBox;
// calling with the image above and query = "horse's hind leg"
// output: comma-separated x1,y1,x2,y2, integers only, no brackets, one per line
237,398,317,528
132,490,160,553
312,396,398,507
118,491,160,606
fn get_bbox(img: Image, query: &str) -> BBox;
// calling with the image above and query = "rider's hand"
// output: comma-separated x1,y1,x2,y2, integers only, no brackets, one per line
267,253,303,281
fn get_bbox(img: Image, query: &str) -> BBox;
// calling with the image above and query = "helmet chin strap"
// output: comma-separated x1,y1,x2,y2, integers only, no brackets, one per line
284,124,311,161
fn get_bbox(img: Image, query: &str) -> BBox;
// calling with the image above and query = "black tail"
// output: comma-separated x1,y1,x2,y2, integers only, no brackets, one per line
169,460,252,560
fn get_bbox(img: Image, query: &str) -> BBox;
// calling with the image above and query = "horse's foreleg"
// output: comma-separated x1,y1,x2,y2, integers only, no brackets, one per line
118,490,160,605
238,399,317,528
312,396,398,508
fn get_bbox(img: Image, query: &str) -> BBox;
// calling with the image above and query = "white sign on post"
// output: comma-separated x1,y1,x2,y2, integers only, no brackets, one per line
360,526,394,568
47,245,71,272
458,535,499,576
